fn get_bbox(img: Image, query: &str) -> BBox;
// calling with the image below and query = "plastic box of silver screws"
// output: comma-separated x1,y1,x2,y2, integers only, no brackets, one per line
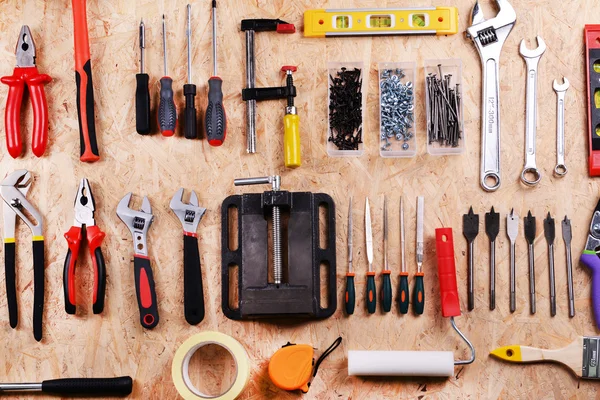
379,63,416,158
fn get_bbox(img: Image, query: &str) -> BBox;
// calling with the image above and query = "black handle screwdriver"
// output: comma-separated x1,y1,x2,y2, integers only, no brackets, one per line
159,14,177,137
205,0,227,146
183,4,197,139
135,19,151,135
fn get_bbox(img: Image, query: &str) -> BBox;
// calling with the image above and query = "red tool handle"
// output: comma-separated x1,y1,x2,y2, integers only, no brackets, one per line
1,68,51,158
73,0,99,162
435,228,461,318
63,226,82,314
134,255,159,329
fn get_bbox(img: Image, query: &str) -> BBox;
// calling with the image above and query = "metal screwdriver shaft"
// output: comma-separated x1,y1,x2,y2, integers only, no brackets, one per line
183,5,197,139
135,19,150,135
205,0,227,146
158,14,176,137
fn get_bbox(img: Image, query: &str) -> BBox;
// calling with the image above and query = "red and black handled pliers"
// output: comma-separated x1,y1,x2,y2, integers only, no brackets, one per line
1,26,51,158
63,178,106,314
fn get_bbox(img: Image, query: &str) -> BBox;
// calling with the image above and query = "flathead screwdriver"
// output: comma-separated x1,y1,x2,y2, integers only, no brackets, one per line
135,19,151,135
382,196,392,312
398,197,409,314
158,14,176,137
183,5,197,139
205,0,227,146
345,197,355,315
413,196,425,315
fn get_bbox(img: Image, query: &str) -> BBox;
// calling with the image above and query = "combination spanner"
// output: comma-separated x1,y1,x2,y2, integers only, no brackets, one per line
519,36,546,186
553,77,569,176
466,0,516,192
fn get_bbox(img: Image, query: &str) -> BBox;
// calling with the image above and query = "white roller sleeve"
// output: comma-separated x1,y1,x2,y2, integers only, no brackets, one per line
348,351,455,377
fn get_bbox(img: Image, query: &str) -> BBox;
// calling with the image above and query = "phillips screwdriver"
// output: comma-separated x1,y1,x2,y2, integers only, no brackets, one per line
398,197,409,314
205,0,227,146
183,4,197,139
485,206,499,310
463,206,479,311
544,212,557,316
365,198,376,314
135,19,150,135
562,216,575,318
507,209,519,313
524,211,537,314
382,196,392,312
158,14,176,137
413,196,425,315
345,197,355,315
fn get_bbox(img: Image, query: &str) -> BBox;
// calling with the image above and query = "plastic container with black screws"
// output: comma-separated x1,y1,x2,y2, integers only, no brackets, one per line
327,62,366,157
424,59,465,155
378,62,417,158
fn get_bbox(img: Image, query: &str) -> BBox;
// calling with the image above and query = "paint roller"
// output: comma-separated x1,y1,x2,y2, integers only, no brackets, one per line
348,228,475,377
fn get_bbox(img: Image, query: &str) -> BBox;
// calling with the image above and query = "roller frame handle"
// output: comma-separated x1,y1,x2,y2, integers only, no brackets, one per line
398,273,409,314
41,376,133,396
345,273,355,315
133,256,159,329
435,228,460,318
205,76,227,146
581,251,600,328
73,0,100,162
366,272,376,314
183,234,204,325
135,73,151,135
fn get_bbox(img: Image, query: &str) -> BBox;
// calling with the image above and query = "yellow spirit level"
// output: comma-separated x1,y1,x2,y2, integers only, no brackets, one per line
304,7,458,37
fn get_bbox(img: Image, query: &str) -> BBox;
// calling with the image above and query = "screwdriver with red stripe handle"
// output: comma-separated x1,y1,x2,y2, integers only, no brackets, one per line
72,0,100,162
159,14,176,137
206,0,227,145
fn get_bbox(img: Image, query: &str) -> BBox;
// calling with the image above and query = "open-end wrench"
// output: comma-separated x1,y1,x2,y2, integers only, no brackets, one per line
466,0,516,192
519,36,546,186
553,77,569,176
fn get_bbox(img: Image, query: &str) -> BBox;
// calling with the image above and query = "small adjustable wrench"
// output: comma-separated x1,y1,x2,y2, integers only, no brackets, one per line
519,37,546,186
466,0,517,192
117,193,158,329
170,188,206,325
553,77,569,176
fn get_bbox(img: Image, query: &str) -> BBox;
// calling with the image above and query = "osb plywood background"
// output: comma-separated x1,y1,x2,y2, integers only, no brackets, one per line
0,0,599,398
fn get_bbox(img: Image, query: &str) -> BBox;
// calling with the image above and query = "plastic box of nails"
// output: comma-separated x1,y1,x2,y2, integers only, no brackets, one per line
378,62,417,158
327,62,365,157
424,59,465,155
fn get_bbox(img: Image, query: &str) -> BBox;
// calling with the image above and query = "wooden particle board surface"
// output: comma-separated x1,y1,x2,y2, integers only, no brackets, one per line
0,0,599,398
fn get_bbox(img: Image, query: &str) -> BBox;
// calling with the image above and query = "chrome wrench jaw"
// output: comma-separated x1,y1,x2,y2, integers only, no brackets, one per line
169,188,206,234
0,170,42,237
467,0,516,192
519,37,546,187
553,77,569,177
116,192,154,257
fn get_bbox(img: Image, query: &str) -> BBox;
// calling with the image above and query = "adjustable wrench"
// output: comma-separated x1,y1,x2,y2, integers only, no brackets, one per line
519,37,546,186
553,77,569,176
466,0,516,192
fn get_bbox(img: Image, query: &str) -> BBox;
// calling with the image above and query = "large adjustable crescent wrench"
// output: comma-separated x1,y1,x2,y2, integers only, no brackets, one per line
519,37,546,186
466,0,517,192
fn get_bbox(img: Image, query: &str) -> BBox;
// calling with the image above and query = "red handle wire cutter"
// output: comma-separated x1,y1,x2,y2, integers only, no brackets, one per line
63,178,106,315
1,26,51,158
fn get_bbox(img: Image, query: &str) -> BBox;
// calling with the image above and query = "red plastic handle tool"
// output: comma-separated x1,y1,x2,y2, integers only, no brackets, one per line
435,228,461,318
1,67,51,158
73,0,100,162
586,25,600,176
134,255,159,329
87,225,106,314
63,226,82,314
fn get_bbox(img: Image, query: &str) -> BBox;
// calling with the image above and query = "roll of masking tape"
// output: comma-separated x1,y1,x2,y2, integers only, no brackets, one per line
172,332,250,400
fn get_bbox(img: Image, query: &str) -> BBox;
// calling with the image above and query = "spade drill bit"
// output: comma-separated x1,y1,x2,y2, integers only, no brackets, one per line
463,207,479,311
507,209,519,313
524,211,537,314
562,216,575,318
485,207,500,310
544,213,556,316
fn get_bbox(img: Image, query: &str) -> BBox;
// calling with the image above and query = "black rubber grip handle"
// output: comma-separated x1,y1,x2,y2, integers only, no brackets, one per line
413,274,425,315
398,274,409,314
183,235,204,325
183,84,197,139
135,73,151,135
205,77,226,145
5,241,17,329
32,239,44,341
133,256,159,329
41,376,133,396
158,77,176,136
344,274,355,315
382,272,392,312
63,248,77,315
366,274,376,314
93,247,106,314
75,60,100,162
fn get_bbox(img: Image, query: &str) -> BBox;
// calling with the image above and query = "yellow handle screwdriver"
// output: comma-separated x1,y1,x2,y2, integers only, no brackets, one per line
281,66,300,168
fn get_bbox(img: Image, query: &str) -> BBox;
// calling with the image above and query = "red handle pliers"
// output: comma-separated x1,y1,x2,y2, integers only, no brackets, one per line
63,178,106,314
1,25,51,158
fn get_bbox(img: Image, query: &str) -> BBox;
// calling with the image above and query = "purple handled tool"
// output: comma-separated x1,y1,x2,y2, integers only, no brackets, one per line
581,200,600,328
